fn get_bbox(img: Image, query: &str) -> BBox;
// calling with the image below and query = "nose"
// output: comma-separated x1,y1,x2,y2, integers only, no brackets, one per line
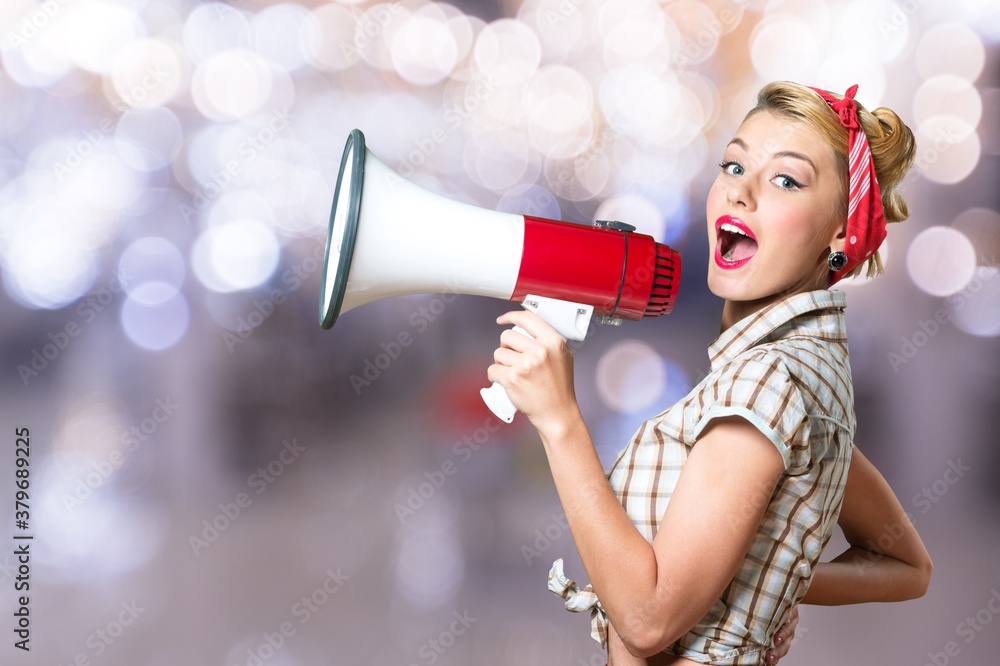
726,180,754,210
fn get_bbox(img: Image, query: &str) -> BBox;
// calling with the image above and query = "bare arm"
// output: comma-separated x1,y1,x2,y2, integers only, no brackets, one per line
800,446,932,605
489,311,784,658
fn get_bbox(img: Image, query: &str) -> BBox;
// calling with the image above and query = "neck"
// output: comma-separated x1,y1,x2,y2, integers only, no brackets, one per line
719,276,832,333
720,293,785,332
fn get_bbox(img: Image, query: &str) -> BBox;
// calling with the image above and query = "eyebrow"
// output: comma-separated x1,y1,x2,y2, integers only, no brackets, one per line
727,138,818,174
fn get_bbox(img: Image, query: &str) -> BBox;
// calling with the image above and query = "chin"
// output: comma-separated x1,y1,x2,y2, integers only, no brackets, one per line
707,265,763,301
708,264,802,307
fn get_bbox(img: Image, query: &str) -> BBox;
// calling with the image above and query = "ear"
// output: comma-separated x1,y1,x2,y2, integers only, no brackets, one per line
827,216,847,253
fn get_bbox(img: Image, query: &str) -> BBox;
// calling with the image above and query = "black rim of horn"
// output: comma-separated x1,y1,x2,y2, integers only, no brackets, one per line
319,128,366,330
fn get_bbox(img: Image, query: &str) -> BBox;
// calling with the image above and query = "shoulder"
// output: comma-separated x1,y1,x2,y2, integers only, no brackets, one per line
688,348,816,472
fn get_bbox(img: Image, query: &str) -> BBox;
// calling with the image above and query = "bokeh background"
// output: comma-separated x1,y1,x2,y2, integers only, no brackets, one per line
1,0,998,664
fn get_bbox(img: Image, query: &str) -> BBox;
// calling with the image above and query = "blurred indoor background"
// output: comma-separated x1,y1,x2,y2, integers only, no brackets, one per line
0,0,998,664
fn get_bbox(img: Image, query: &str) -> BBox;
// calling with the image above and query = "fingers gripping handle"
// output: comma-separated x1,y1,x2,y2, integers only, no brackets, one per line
481,295,594,424
480,323,530,424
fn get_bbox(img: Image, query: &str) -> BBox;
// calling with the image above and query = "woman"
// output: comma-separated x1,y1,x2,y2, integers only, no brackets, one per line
487,81,933,664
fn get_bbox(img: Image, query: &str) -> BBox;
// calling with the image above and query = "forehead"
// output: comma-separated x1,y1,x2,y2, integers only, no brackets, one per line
730,111,836,168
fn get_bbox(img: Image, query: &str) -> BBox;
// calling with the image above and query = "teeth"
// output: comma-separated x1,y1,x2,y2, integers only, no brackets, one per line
720,222,749,237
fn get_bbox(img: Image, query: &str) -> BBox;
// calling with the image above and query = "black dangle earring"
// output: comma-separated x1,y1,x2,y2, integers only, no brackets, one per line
828,251,848,271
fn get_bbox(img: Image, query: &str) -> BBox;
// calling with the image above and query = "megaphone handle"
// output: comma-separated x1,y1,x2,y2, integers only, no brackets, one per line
481,295,594,424
481,325,531,424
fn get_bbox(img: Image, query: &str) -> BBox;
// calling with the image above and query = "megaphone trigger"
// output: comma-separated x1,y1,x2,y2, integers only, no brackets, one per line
480,295,594,423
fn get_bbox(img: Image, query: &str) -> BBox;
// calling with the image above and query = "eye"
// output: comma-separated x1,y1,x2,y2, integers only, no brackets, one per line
719,160,744,177
772,174,803,190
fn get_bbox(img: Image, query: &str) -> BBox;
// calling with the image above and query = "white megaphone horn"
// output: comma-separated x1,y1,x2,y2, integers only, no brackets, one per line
319,129,681,423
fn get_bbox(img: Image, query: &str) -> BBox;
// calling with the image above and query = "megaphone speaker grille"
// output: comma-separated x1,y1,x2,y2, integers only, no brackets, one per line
319,129,366,329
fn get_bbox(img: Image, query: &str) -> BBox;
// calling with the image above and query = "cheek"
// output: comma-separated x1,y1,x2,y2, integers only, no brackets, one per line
765,211,817,253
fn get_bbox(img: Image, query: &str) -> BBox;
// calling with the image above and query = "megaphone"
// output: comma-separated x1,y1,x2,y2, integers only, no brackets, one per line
319,129,680,422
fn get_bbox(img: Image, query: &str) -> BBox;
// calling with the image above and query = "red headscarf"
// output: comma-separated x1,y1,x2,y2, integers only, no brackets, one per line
809,84,885,284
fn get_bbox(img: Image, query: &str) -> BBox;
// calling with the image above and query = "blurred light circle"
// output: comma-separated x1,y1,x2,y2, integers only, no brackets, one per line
564,141,614,200
1,32,70,88
814,51,887,107
143,1,185,36
206,190,275,231
37,456,170,576
4,8,75,81
950,268,1000,337
191,219,281,292
128,281,178,307
178,122,248,194
663,0,718,67
259,164,332,237
2,222,98,309
951,208,1000,267
913,115,980,184
465,132,530,191
191,48,274,120
468,80,523,132
763,0,832,41
647,187,692,245
300,4,358,71
115,107,184,172
913,75,982,129
839,0,909,63
393,513,464,611
600,66,685,145
906,226,977,297
594,193,665,242
361,91,436,157
442,5,476,65
614,137,699,189
474,18,541,86
52,392,129,463
120,289,189,351
63,152,147,214
497,184,561,220
518,0,588,61
110,38,184,110
680,72,720,132
750,15,818,82
916,23,985,81
118,237,185,303
978,5,1000,43
596,339,665,413
603,0,670,66
0,74,34,138
351,2,403,71
837,239,892,290
389,5,458,86
182,2,250,63
251,3,311,72
668,81,710,143
62,0,146,74
525,66,594,159
725,82,766,129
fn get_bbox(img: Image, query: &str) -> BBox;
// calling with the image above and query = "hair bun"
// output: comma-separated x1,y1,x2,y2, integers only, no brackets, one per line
864,106,916,225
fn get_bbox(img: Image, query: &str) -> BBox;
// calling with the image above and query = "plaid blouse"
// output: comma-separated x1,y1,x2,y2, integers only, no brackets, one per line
548,290,855,664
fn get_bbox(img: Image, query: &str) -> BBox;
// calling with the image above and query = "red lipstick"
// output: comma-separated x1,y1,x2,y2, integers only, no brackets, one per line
714,215,758,270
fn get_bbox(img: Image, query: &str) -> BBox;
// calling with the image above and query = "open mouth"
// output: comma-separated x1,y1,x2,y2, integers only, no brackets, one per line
716,217,758,265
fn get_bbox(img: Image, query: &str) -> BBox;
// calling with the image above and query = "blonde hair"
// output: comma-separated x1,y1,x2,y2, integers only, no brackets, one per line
745,81,916,280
